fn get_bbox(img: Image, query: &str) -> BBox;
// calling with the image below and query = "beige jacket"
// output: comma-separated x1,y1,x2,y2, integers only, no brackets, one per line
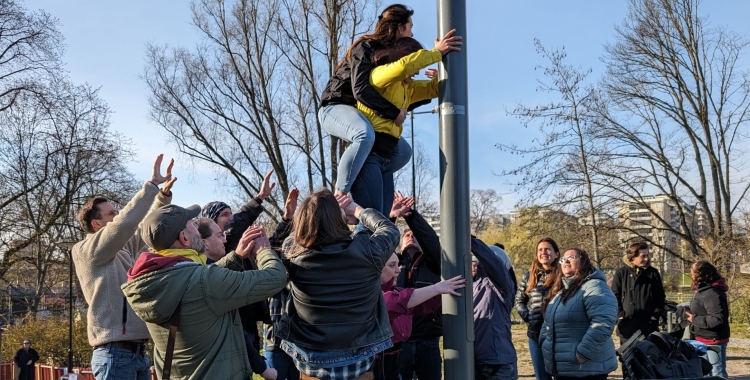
73,182,171,346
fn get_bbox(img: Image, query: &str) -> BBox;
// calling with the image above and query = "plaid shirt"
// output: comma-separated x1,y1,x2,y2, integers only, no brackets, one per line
280,340,385,380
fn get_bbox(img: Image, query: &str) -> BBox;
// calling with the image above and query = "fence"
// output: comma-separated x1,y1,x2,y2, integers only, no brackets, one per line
0,363,158,380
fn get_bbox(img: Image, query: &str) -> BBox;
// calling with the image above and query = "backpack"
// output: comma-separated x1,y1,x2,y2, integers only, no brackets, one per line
629,332,707,379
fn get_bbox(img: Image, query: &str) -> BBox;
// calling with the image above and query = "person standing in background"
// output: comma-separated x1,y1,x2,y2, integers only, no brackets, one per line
514,237,560,380
610,242,666,344
14,339,39,380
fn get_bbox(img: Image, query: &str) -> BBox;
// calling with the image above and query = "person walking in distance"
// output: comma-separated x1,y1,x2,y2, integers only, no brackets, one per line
610,242,666,344
13,339,39,380
73,155,176,380
514,238,560,380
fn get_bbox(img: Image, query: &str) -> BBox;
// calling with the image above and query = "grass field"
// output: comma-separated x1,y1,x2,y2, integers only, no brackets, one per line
253,322,750,379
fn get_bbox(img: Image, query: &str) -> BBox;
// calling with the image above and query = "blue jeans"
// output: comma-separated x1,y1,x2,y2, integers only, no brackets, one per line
528,337,550,380
91,344,150,380
702,343,728,379
350,153,394,216
319,104,411,193
265,349,300,380
399,337,442,380
476,362,518,380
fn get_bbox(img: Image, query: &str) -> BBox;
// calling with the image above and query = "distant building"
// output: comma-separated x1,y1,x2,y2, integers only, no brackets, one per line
616,195,705,274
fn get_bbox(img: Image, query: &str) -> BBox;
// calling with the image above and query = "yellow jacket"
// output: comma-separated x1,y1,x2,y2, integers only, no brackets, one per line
357,48,442,139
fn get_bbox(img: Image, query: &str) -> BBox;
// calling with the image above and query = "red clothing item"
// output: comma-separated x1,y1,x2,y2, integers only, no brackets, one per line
127,252,191,281
695,336,729,345
381,278,441,344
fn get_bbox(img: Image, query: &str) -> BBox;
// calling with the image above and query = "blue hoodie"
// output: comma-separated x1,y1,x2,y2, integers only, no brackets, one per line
471,238,517,366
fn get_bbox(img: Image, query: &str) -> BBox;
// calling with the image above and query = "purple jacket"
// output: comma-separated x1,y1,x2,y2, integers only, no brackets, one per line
472,237,517,365
381,279,441,344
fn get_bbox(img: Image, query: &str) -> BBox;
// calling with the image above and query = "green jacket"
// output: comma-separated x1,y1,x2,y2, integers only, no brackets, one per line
122,248,287,379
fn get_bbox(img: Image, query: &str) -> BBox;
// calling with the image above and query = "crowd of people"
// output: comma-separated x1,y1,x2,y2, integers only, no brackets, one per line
62,3,732,380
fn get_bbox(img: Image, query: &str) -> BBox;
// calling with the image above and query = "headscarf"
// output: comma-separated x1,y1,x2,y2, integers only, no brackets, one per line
200,201,230,222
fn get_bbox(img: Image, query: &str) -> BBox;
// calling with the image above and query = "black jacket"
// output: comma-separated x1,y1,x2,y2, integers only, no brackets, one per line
514,268,553,340
395,210,443,340
320,40,400,121
611,262,666,338
13,347,38,367
690,282,730,341
277,209,400,350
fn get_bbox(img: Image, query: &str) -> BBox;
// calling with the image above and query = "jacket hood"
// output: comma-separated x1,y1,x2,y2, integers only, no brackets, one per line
128,252,191,280
712,277,729,292
122,253,200,324
622,255,650,272
584,267,607,283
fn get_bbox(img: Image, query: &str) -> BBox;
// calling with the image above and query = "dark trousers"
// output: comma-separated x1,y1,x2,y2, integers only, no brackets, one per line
373,344,401,380
18,365,34,380
475,362,518,380
398,337,442,380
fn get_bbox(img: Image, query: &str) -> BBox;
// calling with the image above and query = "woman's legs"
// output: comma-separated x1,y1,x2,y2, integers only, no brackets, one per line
350,154,385,214
318,104,375,194
704,343,728,379
390,138,412,173
528,337,550,380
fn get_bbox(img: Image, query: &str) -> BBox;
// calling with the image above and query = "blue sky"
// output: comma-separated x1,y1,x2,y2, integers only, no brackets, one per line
23,0,750,211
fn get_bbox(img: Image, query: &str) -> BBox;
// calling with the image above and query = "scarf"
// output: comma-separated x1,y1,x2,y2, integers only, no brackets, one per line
153,248,208,265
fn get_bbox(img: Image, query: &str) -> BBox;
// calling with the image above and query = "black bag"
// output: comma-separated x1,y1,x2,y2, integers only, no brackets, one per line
630,332,704,379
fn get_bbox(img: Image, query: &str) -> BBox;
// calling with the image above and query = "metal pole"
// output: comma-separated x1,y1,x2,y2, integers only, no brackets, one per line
68,248,74,373
437,0,474,379
410,111,417,203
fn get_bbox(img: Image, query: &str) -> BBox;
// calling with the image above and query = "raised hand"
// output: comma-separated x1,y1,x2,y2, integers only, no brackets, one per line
150,154,174,186
236,226,263,258
257,169,276,200
249,226,271,256
435,29,462,56
434,275,466,296
395,109,407,126
424,68,438,79
283,188,299,220
161,176,177,196
390,191,415,218
336,194,362,225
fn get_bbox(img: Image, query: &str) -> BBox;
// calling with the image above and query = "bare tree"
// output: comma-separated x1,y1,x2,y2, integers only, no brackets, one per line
469,189,501,234
597,0,750,266
393,141,438,215
0,80,137,314
502,40,612,265
0,0,63,112
145,0,380,208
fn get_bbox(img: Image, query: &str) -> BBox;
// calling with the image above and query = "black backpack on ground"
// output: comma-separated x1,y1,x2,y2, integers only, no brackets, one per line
627,331,710,379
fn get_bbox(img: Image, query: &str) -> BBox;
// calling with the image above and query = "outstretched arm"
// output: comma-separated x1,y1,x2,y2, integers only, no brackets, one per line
225,169,275,253
350,41,402,121
471,237,514,309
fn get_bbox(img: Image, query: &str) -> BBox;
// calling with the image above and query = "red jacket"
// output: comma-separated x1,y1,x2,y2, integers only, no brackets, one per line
381,278,440,344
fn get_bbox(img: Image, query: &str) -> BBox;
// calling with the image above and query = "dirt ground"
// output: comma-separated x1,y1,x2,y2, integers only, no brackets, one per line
510,324,750,379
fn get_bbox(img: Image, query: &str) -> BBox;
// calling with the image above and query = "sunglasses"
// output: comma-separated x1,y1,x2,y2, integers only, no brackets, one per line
559,255,580,264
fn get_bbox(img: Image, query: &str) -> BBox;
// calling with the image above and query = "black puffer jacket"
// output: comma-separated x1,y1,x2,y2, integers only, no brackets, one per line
514,268,553,340
690,280,730,341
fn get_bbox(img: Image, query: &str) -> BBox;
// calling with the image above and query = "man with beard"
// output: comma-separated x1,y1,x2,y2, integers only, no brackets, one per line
122,204,287,379
611,241,666,344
